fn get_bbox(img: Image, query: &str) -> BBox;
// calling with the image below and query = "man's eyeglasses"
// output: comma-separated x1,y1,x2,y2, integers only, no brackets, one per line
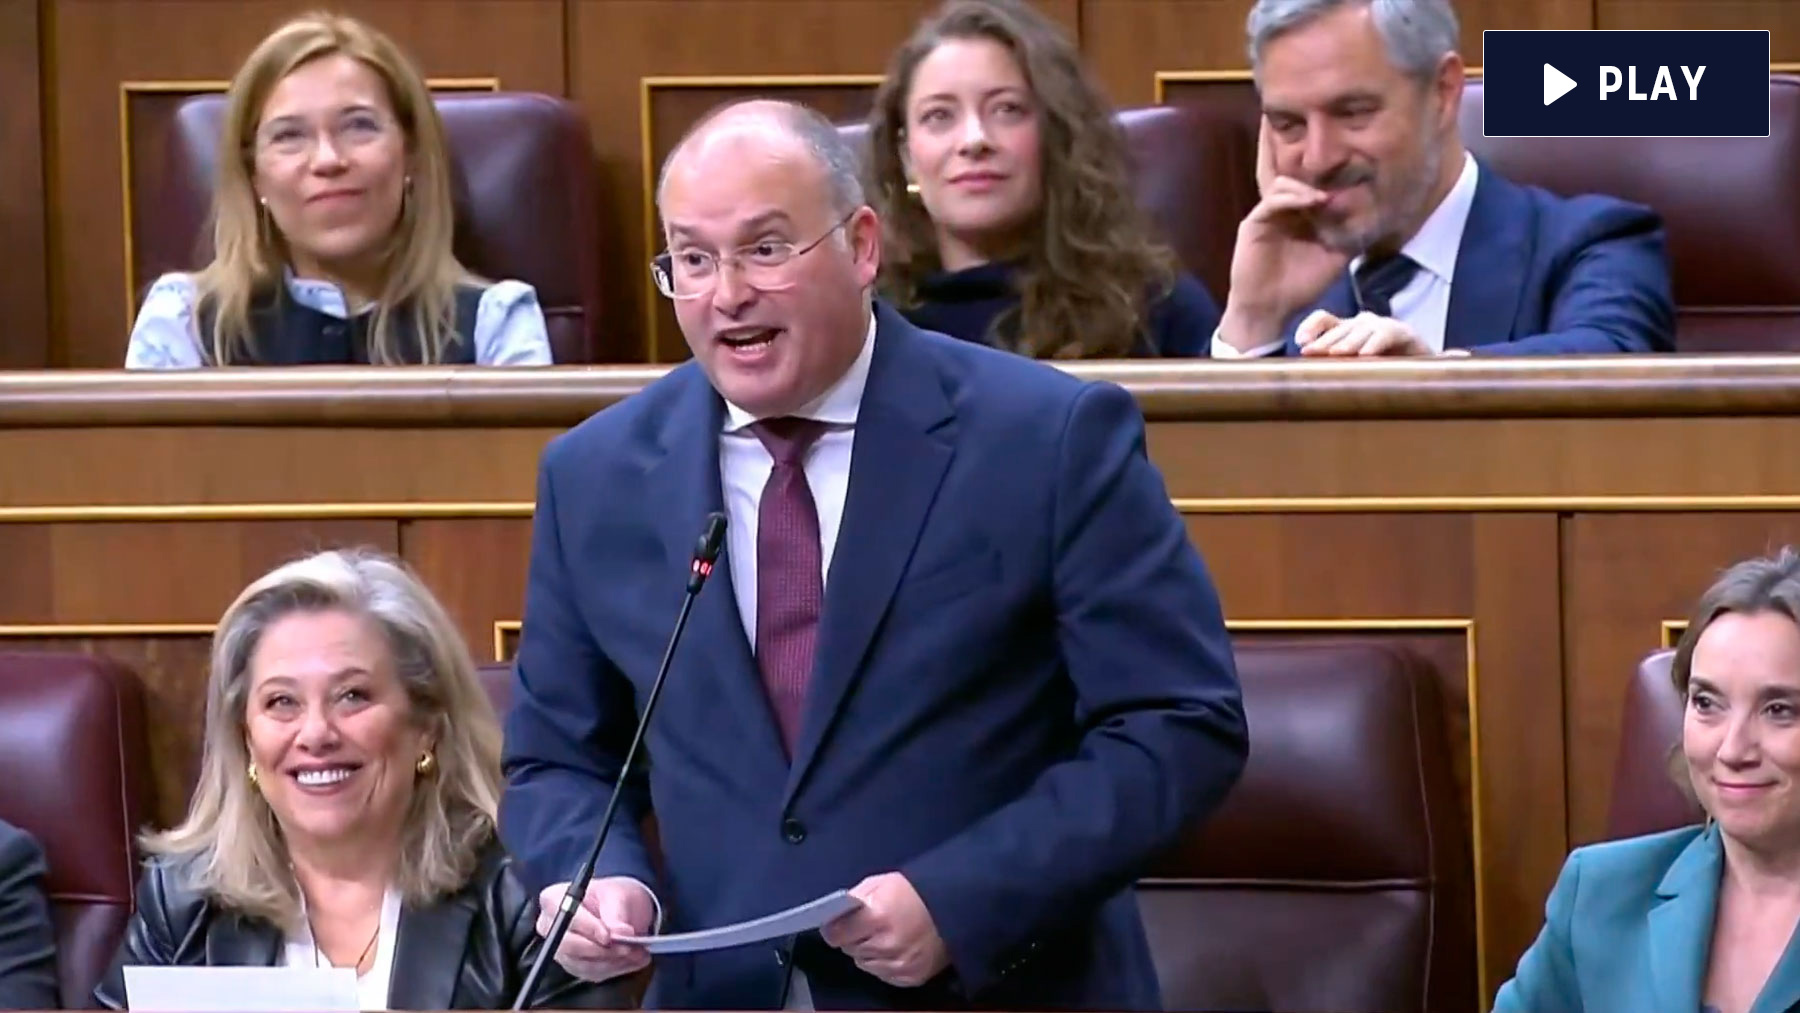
651,211,855,300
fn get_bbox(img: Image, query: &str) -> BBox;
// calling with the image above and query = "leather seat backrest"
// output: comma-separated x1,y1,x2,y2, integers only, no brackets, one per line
0,653,152,1008
1138,640,1476,1013
1460,77,1800,352
142,91,607,363
1607,648,1705,839
477,660,512,719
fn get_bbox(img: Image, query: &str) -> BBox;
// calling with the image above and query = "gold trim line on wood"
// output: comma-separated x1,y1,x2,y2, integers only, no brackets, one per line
1153,66,1486,102
492,620,521,663
118,77,500,334
1228,617,1485,1003
1662,620,1689,650
639,75,657,363
637,73,886,362
0,502,533,523
0,623,215,636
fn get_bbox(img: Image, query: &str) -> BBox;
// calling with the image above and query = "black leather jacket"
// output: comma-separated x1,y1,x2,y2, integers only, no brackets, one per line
93,842,628,1010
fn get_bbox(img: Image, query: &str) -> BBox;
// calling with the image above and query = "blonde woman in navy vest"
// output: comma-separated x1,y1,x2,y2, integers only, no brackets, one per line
125,12,551,368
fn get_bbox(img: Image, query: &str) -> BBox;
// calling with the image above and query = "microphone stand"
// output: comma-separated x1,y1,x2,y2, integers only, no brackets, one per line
512,511,728,1009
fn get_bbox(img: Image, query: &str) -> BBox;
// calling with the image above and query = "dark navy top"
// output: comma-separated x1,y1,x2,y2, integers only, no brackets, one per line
898,260,1222,358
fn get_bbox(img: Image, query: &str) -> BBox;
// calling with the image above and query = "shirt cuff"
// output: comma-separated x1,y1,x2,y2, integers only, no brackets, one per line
1209,327,1286,359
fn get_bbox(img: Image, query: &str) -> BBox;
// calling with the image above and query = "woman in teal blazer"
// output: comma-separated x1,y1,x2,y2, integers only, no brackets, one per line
1494,549,1800,1013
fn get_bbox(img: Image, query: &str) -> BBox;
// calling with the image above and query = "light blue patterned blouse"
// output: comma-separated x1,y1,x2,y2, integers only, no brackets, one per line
123,271,556,368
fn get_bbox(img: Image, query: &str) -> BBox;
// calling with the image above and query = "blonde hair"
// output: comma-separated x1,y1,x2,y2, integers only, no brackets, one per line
194,10,474,365
143,548,503,929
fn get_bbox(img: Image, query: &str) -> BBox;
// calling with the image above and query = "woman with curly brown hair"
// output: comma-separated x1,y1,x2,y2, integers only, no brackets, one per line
865,0,1219,359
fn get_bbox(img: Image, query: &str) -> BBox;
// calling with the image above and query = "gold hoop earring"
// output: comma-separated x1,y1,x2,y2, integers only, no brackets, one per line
905,181,921,195
415,752,436,776
247,763,259,787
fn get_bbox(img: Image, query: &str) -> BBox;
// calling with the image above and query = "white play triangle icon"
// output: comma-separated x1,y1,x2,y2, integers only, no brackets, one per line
1543,63,1576,105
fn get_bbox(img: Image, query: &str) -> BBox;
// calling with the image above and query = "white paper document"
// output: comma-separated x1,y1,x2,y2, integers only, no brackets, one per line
124,965,360,1011
615,888,862,954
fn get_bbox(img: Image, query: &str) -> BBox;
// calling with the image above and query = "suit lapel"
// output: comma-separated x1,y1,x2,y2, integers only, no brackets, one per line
783,307,956,802
644,365,788,763
386,891,477,1011
1444,161,1531,350
1648,826,1722,1013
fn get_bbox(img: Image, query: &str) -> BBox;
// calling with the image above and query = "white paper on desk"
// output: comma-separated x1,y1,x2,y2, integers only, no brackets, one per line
124,965,360,1011
615,888,862,954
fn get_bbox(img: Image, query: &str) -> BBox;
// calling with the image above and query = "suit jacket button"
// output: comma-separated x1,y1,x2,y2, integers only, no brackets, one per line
781,818,807,844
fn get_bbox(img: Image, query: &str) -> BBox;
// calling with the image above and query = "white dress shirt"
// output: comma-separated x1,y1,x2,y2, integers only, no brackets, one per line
713,310,874,1012
1211,150,1480,358
719,310,876,640
281,885,402,1010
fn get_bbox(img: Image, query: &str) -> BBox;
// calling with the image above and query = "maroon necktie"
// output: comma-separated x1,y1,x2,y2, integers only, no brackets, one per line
751,417,827,756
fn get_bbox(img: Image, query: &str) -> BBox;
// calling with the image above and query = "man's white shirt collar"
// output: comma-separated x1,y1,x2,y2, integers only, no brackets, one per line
1350,150,1479,285
722,309,876,433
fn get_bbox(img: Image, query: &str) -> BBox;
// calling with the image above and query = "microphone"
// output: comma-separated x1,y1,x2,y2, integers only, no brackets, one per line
512,510,728,1010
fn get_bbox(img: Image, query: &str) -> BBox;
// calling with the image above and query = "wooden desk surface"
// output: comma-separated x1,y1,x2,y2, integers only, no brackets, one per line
7,355,1800,1004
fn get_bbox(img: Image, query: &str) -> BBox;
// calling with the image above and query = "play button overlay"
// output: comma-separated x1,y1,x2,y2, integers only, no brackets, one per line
1484,30,1770,137
1543,63,1575,105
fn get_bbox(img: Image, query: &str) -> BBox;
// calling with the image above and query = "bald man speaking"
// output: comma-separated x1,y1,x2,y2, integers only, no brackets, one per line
498,98,1247,1011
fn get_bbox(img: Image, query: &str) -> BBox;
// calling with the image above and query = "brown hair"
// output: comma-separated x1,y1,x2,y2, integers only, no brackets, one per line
194,10,474,365
1665,547,1800,802
866,0,1177,358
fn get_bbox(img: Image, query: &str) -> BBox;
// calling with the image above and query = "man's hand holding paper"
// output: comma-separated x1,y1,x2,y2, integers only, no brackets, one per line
535,877,654,983
822,872,950,989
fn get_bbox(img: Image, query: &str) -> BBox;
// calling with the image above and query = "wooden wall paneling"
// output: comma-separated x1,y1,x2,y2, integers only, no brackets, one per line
0,519,398,825
399,518,532,663
0,520,397,624
0,0,47,367
1561,513,1800,849
1597,2,1799,63
1125,0,1593,103
569,0,1077,363
48,0,567,369
0,427,557,508
1469,513,1565,1008
1080,0,1256,107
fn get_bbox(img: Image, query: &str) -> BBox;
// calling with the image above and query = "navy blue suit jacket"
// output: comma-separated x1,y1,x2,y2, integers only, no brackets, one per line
1283,160,1675,355
0,819,59,1010
499,303,1247,1010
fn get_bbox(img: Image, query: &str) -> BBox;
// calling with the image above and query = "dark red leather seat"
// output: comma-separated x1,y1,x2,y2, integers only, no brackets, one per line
1138,640,1477,1013
1607,648,1705,840
0,652,152,1008
142,91,608,363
